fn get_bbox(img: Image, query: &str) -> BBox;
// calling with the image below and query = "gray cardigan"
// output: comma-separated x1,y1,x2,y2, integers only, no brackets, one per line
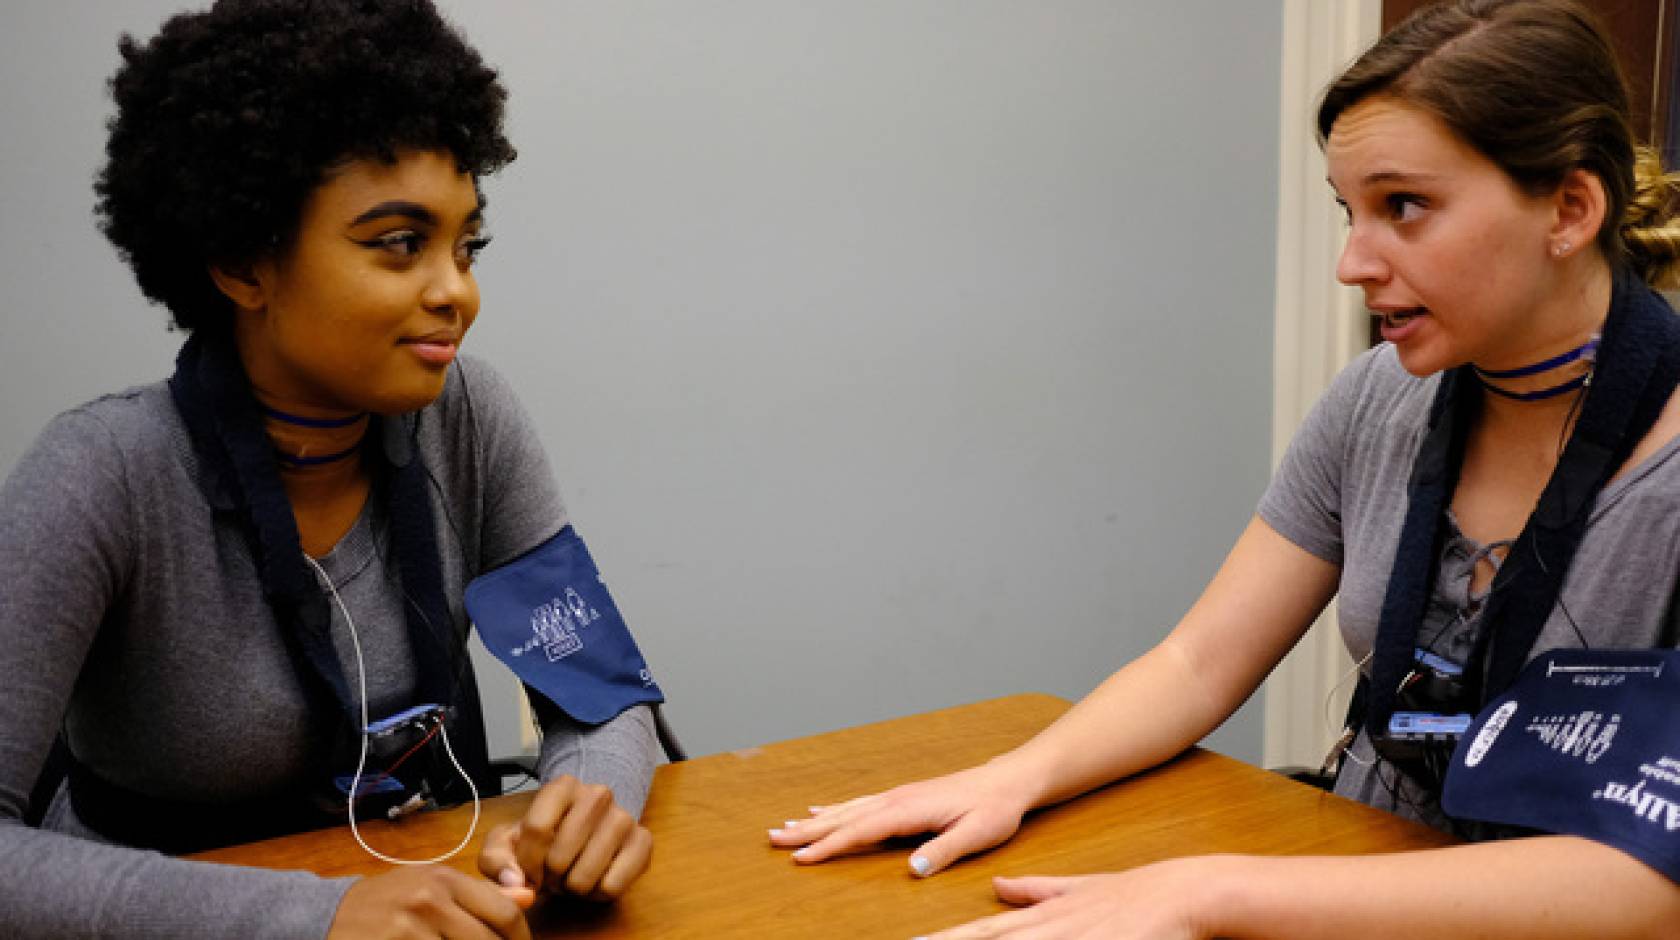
0,355,658,938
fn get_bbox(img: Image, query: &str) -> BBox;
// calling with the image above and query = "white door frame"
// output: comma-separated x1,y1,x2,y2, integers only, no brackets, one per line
1261,0,1382,770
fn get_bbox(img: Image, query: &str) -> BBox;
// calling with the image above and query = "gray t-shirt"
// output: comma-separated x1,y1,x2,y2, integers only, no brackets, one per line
1259,343,1680,828
0,355,659,939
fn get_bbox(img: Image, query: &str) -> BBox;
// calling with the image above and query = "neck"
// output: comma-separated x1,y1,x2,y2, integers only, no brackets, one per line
252,389,374,557
1473,335,1596,404
251,388,370,484
1471,256,1612,406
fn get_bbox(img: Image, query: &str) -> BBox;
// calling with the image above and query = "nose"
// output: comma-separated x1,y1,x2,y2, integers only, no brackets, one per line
1335,224,1388,287
422,253,477,316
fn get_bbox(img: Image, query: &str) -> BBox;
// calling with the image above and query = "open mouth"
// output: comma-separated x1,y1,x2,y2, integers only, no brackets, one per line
1379,307,1428,328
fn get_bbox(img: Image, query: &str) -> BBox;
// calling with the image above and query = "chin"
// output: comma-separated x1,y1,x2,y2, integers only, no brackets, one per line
1391,342,1458,379
368,377,450,415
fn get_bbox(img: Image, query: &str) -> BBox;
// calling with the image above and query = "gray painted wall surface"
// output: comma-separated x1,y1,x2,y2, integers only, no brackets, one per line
0,1,1282,766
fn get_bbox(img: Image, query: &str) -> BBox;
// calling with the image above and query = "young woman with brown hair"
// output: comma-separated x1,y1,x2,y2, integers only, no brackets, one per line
774,2,1680,935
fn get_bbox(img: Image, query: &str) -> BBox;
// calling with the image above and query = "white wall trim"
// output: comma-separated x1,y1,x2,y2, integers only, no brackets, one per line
1262,0,1383,770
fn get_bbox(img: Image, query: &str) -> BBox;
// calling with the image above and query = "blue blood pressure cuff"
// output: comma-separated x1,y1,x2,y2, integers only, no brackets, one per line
1442,649,1680,881
465,527,664,724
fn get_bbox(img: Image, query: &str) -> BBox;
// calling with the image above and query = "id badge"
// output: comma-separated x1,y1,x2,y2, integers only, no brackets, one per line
465,527,664,724
1442,648,1680,881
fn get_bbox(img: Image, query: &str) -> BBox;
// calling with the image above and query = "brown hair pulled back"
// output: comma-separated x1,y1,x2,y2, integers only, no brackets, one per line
1318,0,1680,288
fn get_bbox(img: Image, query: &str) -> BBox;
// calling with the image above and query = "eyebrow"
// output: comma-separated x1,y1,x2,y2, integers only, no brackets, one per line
349,200,484,227
1325,170,1441,189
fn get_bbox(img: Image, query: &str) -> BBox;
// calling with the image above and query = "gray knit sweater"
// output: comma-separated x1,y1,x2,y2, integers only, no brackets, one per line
0,355,658,938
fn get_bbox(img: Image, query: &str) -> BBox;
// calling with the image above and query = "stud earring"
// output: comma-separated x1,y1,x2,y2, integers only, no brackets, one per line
1554,240,1571,258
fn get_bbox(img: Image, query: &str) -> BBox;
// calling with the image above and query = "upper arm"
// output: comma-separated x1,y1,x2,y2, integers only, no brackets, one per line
0,411,133,822
450,358,570,568
1167,352,1387,711
1162,515,1341,716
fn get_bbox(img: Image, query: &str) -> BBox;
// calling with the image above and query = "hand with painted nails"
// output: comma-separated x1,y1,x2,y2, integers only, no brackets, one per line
476,775,654,904
916,858,1228,939
768,761,1038,878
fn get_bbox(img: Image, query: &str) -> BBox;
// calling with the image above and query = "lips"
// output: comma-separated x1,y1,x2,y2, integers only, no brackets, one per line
400,331,461,366
403,329,462,346
1373,306,1429,344
1374,306,1428,328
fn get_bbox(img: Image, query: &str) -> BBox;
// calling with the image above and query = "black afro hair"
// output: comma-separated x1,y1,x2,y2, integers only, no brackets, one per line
95,0,517,333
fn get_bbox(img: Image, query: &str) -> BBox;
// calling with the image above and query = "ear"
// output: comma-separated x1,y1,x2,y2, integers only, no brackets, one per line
208,260,270,314
1550,167,1608,259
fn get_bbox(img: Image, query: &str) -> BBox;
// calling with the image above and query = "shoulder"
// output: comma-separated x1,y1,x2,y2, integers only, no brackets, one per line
414,353,552,484
1335,342,1430,408
427,354,528,431
1316,343,1439,445
23,380,185,476
443,353,521,404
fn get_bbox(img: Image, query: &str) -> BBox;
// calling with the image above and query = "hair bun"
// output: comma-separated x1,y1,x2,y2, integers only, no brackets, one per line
1621,146,1680,289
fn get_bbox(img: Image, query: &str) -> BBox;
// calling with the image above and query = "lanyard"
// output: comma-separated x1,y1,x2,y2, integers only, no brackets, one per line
1366,275,1680,737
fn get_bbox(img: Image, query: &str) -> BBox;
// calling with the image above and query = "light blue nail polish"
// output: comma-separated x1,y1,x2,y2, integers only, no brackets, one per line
909,855,932,877
785,820,800,828
792,846,810,859
768,828,783,838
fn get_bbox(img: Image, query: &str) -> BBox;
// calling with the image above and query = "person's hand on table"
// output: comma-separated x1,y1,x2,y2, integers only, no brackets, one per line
768,761,1037,877
328,864,534,940
917,857,1231,940
477,775,653,904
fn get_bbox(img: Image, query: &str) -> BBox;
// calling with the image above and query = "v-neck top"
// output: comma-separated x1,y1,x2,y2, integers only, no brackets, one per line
1260,342,1680,829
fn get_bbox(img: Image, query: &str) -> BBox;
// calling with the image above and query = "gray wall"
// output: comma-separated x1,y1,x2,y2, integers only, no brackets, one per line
0,2,1282,765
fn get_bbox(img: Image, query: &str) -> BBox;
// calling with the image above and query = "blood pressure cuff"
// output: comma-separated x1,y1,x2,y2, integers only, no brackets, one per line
1442,648,1680,881
465,526,664,724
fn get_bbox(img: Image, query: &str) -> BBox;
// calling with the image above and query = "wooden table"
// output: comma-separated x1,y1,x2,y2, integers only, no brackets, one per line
193,694,1455,937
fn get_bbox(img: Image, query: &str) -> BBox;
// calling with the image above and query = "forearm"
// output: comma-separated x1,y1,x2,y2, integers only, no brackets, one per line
1207,837,1680,939
993,517,1337,811
0,819,351,940
534,703,659,818
997,640,1232,810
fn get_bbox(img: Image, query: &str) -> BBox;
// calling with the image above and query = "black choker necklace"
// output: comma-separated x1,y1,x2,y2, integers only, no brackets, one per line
1473,334,1599,401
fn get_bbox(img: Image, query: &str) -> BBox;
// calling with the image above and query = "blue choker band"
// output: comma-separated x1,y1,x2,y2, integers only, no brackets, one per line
260,403,368,429
1474,334,1600,402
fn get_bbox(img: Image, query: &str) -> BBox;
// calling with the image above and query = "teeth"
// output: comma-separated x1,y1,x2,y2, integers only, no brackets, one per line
1383,309,1424,328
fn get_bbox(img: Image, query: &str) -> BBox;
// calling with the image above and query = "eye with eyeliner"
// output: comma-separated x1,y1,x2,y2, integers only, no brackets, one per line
360,230,426,258
355,228,491,266
457,233,492,265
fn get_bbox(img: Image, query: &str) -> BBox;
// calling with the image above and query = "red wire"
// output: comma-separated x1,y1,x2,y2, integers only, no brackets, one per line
352,718,444,802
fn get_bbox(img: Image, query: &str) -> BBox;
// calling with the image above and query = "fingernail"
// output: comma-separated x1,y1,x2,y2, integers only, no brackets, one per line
498,866,525,888
909,855,932,877
768,828,783,839
785,819,800,828
792,847,811,860
808,805,825,814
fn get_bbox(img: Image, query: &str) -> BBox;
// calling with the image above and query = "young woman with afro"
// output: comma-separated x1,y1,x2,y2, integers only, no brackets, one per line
0,2,664,936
